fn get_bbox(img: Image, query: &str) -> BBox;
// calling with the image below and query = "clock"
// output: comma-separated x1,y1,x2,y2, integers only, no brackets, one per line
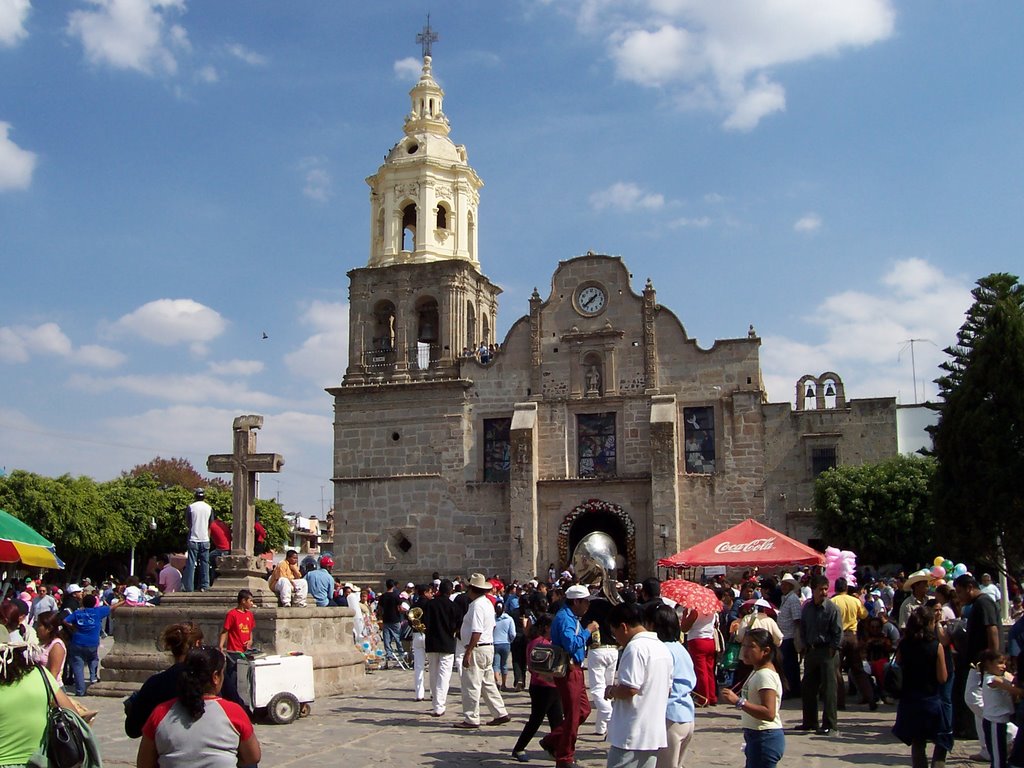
575,284,607,316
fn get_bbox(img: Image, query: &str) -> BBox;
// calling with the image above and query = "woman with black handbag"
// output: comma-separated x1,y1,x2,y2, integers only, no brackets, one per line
0,634,90,768
511,614,564,762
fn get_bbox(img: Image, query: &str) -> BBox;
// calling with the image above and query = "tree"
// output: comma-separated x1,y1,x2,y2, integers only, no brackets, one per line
929,272,1024,571
125,456,229,490
814,455,937,568
0,470,150,579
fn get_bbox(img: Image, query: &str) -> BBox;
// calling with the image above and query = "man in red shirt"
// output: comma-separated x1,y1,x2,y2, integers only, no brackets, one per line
220,590,256,652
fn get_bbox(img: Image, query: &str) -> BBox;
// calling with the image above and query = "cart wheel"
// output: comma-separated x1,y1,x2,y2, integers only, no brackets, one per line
299,703,311,717
267,692,299,725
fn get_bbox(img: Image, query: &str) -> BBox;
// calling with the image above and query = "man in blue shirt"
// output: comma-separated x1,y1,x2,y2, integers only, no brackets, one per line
540,584,599,768
64,593,122,695
304,555,336,607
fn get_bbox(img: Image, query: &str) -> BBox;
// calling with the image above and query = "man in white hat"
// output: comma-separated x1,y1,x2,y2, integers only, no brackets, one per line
776,573,803,696
540,584,599,768
898,569,931,630
455,573,509,729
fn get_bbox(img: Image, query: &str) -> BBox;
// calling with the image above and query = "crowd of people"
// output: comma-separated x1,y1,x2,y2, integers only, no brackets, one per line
5,556,1024,768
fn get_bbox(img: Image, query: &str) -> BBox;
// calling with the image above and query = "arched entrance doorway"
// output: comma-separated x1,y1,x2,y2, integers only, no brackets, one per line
557,499,637,582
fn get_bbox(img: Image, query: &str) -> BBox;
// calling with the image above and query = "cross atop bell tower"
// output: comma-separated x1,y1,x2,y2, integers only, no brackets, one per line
416,15,438,58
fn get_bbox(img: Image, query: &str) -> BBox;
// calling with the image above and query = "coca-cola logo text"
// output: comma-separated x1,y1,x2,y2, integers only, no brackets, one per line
713,537,777,554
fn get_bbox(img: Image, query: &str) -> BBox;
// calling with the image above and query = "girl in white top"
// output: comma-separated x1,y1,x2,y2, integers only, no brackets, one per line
721,628,785,768
980,650,1019,768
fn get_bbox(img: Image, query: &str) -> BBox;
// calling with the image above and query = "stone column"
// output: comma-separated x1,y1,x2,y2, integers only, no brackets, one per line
643,279,659,392
509,402,539,580
650,394,680,555
529,289,543,398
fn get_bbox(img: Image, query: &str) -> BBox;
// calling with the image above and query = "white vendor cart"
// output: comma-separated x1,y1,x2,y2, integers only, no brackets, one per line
235,653,315,725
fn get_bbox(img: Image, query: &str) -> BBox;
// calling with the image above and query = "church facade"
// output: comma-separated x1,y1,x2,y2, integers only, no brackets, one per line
329,55,898,583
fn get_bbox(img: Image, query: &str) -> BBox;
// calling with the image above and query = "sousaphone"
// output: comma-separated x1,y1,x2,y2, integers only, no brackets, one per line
571,531,622,604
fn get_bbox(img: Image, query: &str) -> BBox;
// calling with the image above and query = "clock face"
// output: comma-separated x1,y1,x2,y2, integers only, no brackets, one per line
576,285,607,315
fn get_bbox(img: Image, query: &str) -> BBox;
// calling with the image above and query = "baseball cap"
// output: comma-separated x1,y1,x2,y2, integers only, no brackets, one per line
565,585,591,600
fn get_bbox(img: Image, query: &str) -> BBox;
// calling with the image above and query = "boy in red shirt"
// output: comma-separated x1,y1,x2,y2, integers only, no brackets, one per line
220,590,256,652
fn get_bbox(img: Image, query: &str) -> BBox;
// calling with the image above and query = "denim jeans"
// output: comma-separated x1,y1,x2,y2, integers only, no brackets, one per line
382,621,403,660
743,727,785,768
183,540,210,592
68,643,99,696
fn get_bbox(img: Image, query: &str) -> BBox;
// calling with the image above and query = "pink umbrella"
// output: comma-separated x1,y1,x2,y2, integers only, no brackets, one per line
660,579,722,616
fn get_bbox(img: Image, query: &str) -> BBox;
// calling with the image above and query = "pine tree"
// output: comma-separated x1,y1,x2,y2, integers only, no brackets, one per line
929,273,1024,570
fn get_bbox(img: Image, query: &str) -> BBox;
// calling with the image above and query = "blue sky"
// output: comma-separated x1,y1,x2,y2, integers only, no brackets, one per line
1,1,1021,515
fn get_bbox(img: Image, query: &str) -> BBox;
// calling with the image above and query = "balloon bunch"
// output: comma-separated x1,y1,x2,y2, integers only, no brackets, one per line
825,546,857,593
931,555,968,582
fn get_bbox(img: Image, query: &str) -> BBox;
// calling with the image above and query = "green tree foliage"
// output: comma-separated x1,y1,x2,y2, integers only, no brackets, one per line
0,470,149,578
814,455,937,567
929,272,1024,571
0,469,292,579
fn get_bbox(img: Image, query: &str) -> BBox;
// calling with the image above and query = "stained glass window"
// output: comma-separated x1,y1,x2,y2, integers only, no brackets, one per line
578,413,617,478
483,418,511,482
683,406,716,474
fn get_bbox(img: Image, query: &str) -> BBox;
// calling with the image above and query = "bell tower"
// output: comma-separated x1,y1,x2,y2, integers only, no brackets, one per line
342,22,501,384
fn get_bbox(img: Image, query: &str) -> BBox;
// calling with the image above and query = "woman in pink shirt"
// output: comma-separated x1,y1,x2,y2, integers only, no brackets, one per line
511,614,565,762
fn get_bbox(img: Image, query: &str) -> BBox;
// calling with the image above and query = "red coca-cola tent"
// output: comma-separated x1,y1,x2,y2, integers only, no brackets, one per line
658,518,825,569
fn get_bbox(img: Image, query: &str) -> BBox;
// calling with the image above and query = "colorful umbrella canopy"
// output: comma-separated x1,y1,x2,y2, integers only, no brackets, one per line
660,579,722,616
0,509,65,569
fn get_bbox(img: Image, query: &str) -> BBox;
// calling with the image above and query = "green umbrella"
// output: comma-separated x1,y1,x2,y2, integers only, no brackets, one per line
0,509,65,569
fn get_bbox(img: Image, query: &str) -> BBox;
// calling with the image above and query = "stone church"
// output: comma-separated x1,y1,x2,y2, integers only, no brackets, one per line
328,54,898,584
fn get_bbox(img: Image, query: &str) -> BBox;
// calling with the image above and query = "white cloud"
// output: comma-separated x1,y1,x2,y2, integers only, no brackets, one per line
111,298,227,349
589,181,665,211
761,258,972,405
73,344,126,368
669,216,711,229
394,56,422,81
207,358,264,376
226,42,267,66
284,301,348,388
579,0,895,130
196,65,218,83
0,0,30,47
69,371,280,407
793,213,822,233
0,122,37,191
67,0,187,76
0,321,124,367
303,168,331,203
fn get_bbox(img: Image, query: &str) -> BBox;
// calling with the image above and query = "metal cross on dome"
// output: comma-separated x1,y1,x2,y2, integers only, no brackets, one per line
416,15,439,58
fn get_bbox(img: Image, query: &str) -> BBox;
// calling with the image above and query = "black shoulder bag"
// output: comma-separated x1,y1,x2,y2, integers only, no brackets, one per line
37,666,88,768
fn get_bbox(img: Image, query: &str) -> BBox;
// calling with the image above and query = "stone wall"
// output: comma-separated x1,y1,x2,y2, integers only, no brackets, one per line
332,252,898,585
762,396,898,543
92,603,365,698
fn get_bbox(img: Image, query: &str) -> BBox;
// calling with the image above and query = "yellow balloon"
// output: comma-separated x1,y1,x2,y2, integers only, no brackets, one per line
934,556,945,566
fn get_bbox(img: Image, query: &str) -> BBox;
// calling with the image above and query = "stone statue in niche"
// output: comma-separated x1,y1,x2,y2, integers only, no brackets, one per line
586,365,601,396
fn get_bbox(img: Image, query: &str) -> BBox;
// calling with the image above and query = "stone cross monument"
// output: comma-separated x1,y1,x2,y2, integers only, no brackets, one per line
206,414,284,597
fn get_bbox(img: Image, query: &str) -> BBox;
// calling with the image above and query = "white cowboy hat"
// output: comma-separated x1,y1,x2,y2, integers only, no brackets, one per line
903,568,932,590
468,573,491,591
780,573,798,586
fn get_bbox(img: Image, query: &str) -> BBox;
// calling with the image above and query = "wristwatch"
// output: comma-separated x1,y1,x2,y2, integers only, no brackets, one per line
735,697,747,709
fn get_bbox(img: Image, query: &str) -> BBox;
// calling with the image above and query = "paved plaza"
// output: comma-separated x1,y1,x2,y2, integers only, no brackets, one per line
87,665,983,767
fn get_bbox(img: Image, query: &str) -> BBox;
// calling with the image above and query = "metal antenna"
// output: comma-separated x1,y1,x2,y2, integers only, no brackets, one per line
416,14,439,58
898,338,937,404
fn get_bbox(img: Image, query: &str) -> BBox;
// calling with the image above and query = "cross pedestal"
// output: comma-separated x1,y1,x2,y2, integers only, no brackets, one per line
205,414,284,601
